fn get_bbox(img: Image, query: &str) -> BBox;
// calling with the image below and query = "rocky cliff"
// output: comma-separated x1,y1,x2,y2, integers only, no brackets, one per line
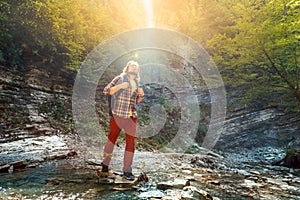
217,106,300,149
1,65,299,166
0,65,77,168
215,106,300,163
0,65,74,142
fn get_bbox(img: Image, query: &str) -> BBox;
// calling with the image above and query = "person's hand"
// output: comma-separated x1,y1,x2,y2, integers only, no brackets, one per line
121,82,129,89
137,88,144,97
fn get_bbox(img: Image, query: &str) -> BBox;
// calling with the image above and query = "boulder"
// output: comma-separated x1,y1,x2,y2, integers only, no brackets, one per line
273,149,300,169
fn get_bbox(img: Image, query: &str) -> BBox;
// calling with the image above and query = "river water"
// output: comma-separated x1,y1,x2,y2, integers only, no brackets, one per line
0,159,248,200
1,156,300,200
0,160,141,200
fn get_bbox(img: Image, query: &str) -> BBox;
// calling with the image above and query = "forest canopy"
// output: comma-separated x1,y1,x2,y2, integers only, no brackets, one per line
0,0,299,110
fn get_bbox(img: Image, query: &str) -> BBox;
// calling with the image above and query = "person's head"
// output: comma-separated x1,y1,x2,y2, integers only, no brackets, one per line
123,60,140,82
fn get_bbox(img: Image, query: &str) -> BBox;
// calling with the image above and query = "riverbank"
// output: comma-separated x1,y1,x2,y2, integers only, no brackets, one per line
0,137,300,199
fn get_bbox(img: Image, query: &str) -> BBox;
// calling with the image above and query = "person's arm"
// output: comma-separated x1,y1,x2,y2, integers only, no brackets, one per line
103,76,128,95
109,82,129,95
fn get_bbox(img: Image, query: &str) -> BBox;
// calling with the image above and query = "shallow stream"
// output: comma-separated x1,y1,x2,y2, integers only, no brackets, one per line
1,156,300,200
0,160,250,200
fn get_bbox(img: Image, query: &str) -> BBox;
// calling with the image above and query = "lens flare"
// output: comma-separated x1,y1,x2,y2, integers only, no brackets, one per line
142,0,154,27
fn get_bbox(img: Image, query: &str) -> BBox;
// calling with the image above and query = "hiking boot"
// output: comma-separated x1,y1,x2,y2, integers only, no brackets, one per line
123,171,135,180
100,163,109,177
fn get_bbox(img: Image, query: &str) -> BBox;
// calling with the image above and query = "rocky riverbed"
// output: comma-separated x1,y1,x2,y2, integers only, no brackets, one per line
0,138,299,200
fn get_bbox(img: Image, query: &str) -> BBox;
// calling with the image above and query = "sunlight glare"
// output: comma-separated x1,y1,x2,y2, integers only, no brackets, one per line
142,0,154,27
134,52,139,58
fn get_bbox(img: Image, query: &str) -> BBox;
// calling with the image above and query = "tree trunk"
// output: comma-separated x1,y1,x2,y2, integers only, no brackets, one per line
294,89,300,105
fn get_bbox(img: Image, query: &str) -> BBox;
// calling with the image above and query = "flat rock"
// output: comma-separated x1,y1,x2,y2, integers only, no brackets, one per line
157,179,190,190
165,189,183,199
237,169,251,176
182,170,193,175
139,190,165,199
114,176,139,186
266,178,288,186
183,186,214,200
112,187,133,191
161,196,180,200
0,135,73,165
250,170,260,175
209,180,221,185
194,173,203,180
98,178,115,185
292,177,300,183
241,179,263,188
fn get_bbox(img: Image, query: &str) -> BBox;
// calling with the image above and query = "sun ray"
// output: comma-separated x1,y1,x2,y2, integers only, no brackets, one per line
142,0,154,27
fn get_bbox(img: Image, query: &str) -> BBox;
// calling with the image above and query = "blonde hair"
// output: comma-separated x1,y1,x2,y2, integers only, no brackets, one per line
122,60,140,83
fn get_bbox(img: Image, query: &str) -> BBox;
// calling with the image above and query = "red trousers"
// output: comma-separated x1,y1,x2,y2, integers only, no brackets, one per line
102,116,137,172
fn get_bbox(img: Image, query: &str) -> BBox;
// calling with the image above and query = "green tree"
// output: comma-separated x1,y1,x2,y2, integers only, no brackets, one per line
206,0,300,109
0,0,116,70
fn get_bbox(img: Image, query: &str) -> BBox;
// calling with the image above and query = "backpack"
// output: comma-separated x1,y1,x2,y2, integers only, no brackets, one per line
107,74,138,117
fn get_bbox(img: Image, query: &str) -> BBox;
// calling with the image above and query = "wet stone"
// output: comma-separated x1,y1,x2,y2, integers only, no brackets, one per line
281,178,291,183
280,184,300,193
114,176,139,186
98,178,114,185
138,190,165,199
269,186,281,191
247,176,259,181
161,196,180,200
46,178,64,185
165,189,183,199
266,178,288,186
157,179,190,190
196,160,207,167
240,179,263,188
208,180,221,185
183,186,214,200
241,193,253,198
182,169,193,175
186,175,196,181
237,169,251,177
112,187,133,191
194,173,203,180
250,170,260,175
293,177,300,183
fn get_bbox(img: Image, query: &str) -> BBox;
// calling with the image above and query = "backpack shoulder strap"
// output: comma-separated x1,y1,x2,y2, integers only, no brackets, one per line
107,74,124,116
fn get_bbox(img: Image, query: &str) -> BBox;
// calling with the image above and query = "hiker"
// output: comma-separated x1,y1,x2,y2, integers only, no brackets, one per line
101,60,144,180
